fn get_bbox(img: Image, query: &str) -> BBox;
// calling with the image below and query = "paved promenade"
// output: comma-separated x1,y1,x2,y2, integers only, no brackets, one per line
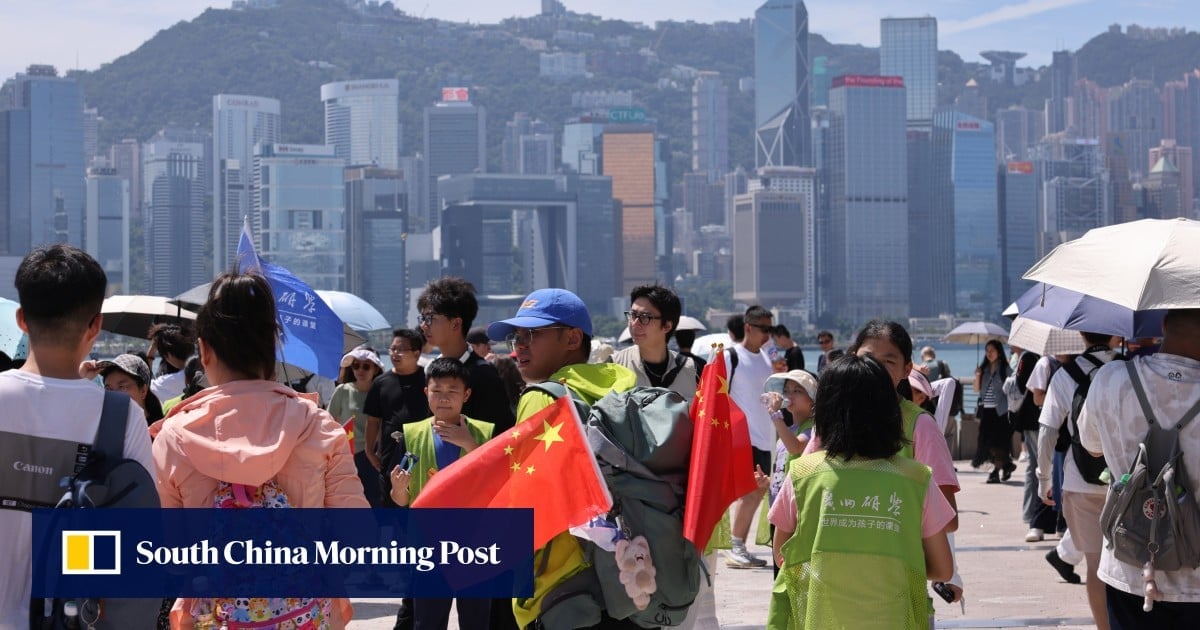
348,460,1097,629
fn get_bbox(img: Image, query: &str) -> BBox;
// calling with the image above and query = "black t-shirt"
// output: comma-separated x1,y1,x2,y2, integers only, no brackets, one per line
363,370,431,465
460,351,517,434
784,346,806,371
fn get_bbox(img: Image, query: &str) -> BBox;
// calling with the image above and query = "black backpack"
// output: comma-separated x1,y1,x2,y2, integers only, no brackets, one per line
32,391,162,629
1058,354,1109,485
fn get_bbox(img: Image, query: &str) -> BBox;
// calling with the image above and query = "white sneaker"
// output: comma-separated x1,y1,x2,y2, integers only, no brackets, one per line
725,546,767,568
1025,528,1045,543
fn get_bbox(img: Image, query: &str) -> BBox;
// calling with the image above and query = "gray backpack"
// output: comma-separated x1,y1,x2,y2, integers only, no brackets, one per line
527,382,702,629
1100,361,1200,572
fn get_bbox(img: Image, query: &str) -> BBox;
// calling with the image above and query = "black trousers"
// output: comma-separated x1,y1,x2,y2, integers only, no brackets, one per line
413,597,492,630
1107,584,1200,629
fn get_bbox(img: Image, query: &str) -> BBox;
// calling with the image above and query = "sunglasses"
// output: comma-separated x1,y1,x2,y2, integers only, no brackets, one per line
351,363,375,371
747,323,773,333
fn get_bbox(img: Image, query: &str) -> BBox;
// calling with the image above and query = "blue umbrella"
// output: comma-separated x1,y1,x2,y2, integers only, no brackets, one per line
0,297,28,360
237,221,345,379
1014,283,1165,340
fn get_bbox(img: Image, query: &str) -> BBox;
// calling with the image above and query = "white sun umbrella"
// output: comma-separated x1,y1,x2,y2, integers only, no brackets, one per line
691,332,734,361
1007,317,1086,356
1023,217,1200,310
101,295,197,339
943,321,1009,363
617,314,707,344
315,290,390,333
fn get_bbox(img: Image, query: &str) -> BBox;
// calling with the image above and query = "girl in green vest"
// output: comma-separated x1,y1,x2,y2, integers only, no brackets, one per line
767,354,955,629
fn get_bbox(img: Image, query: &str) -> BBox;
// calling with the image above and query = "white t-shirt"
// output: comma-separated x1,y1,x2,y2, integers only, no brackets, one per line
1079,353,1200,601
725,344,775,451
1026,355,1058,392
1036,351,1116,495
150,369,186,401
0,370,154,627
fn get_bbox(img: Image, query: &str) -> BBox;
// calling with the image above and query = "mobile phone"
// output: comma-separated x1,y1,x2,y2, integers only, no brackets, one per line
398,452,418,473
932,581,955,603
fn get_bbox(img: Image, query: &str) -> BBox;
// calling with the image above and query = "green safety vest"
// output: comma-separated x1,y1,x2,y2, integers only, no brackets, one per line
899,399,922,460
768,452,931,629
403,416,494,500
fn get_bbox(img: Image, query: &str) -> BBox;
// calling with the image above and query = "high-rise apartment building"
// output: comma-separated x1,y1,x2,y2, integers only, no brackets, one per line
733,167,815,317
880,17,937,126
85,166,130,295
934,110,1000,317
692,72,729,182
1163,71,1200,203
143,129,207,297
212,94,281,275
1046,50,1077,134
253,144,346,291
0,65,84,254
345,166,407,326
754,0,810,168
1108,79,1163,179
828,75,908,320
999,161,1037,306
321,79,401,169
1072,79,1108,139
423,93,486,230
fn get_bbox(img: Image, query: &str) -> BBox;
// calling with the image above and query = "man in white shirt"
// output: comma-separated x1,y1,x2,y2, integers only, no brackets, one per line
0,245,155,627
724,305,775,568
1037,332,1119,630
1078,309,1200,627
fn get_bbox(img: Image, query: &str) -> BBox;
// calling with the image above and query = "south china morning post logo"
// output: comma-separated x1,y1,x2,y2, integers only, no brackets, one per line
61,530,121,575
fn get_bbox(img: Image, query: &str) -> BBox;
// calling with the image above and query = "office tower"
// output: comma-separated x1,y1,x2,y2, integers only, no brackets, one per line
1103,132,1137,224
811,56,832,108
502,113,555,175
253,144,346,291
1140,156,1184,219
828,75,908,320
682,172,726,227
212,94,281,274
423,92,486,229
345,166,407,326
733,167,815,317
723,166,749,229
1108,79,1163,179
439,173,618,313
321,79,401,169
692,72,729,182
85,166,130,295
1073,79,1108,139
996,105,1045,162
109,139,142,220
906,127,953,317
603,126,659,293
999,161,1038,306
561,117,605,175
143,128,207,297
1032,134,1111,256
810,106,833,317
880,17,937,125
0,65,84,254
933,110,999,317
755,0,810,168
1149,139,1194,214
1046,50,1077,134
82,107,100,164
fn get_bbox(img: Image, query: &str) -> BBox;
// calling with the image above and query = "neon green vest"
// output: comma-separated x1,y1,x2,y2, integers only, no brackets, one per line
899,399,922,460
403,416,494,500
767,452,931,629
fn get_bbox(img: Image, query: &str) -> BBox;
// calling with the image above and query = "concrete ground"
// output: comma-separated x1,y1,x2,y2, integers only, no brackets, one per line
347,460,1098,629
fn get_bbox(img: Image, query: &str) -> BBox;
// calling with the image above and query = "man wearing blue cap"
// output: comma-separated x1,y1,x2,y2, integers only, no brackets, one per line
487,288,639,628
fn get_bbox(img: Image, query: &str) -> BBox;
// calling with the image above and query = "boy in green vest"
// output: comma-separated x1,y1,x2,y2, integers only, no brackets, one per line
389,356,495,630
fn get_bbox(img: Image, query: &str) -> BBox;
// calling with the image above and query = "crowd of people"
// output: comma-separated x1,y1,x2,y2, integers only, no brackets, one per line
2,242,1198,629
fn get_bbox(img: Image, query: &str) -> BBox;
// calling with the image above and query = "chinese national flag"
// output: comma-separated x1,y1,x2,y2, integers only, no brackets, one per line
683,348,757,551
343,418,355,455
412,396,613,549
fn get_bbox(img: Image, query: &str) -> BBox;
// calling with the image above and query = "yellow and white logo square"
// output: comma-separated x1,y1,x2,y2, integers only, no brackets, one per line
61,530,121,575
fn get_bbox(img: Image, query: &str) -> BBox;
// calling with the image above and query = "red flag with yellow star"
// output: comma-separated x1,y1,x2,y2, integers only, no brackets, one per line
343,418,355,455
683,347,757,551
411,396,613,549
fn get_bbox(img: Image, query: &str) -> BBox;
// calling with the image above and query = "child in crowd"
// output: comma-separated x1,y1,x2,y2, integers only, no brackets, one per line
760,370,816,577
389,357,495,630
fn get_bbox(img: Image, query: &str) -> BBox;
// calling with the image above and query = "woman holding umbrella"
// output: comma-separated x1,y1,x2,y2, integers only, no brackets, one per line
974,339,1014,483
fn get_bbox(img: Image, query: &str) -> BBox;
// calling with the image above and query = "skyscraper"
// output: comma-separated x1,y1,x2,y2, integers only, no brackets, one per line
733,167,815,316
692,71,729,182
143,129,207,297
85,166,130,295
880,17,937,126
1108,79,1163,179
1046,50,1077,135
995,105,1045,162
0,65,84,254
828,75,908,320
345,166,408,326
603,126,659,293
754,0,810,168
933,110,1000,317
321,80,401,169
423,92,486,230
502,113,555,175
561,117,605,175
1033,134,1111,256
212,94,281,275
999,161,1037,306
1149,139,1194,215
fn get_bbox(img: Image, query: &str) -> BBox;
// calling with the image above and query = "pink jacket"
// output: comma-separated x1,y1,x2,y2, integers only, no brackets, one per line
151,380,369,629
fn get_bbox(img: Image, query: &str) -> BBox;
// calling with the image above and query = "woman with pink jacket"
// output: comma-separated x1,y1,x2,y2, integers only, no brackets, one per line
151,272,368,629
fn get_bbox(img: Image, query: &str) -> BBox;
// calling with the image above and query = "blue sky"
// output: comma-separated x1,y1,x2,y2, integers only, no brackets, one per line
0,1,1192,81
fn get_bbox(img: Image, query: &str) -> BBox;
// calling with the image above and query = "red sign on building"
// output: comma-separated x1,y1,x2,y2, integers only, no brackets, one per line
441,87,470,102
831,75,904,89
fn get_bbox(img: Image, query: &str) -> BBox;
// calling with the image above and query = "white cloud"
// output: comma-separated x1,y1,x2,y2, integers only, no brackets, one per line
941,0,1093,35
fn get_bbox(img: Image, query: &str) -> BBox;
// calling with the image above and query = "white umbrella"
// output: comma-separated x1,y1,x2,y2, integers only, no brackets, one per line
315,290,390,333
691,333,734,361
1001,302,1019,320
617,315,707,344
101,295,197,339
1008,317,1086,356
943,321,1009,345
1023,217,1200,310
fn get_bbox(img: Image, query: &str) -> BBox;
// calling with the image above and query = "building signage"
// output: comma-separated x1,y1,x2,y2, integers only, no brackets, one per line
442,87,470,102
1007,161,1034,175
956,121,982,131
346,81,395,92
832,75,904,89
607,107,647,123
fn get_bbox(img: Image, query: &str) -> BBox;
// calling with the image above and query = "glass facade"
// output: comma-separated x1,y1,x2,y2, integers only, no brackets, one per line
143,135,207,298
754,0,810,167
85,168,129,295
345,167,407,328
881,18,938,124
1000,162,1038,306
254,144,346,291
213,94,281,275
692,72,729,182
423,102,486,230
320,80,401,169
561,120,604,175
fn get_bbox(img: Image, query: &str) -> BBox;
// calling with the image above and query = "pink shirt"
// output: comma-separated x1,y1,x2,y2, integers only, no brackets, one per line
769,463,955,539
802,412,960,491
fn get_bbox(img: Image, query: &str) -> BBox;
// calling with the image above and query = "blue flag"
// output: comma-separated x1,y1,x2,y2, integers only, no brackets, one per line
237,218,345,379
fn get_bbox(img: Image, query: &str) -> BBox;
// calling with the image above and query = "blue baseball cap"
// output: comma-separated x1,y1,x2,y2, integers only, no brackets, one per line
487,288,593,340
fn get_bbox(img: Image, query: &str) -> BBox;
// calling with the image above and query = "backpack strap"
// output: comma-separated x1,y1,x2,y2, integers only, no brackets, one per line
725,347,738,381
1061,359,1089,389
660,353,689,388
93,390,131,462
1127,361,1200,432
